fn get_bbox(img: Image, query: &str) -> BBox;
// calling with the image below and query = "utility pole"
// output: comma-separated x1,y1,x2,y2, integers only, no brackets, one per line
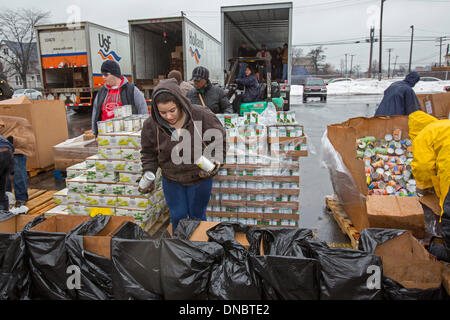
368,27,375,78
439,37,443,67
387,48,393,78
393,55,398,77
350,54,355,77
408,25,414,72
345,53,348,77
379,0,386,80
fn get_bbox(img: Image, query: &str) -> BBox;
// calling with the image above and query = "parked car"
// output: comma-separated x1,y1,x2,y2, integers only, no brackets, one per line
326,77,353,85
12,88,42,100
302,78,327,102
419,77,441,82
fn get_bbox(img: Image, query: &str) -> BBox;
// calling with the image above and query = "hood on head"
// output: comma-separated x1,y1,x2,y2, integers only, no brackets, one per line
408,110,438,140
404,71,420,87
151,78,193,124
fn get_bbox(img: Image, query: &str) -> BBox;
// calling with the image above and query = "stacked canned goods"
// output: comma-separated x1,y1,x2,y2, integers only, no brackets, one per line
356,129,417,196
97,114,150,134
268,126,303,138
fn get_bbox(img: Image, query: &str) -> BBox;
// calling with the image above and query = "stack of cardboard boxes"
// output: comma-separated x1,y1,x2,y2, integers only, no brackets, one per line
170,46,184,79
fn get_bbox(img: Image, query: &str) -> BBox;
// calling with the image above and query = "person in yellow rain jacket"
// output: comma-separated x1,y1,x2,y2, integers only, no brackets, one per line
408,110,450,261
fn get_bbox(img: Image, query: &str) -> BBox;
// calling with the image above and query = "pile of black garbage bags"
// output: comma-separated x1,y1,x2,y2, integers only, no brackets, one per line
0,212,448,300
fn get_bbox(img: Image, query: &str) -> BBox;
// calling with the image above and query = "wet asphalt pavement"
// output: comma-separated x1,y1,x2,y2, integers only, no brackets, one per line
29,95,382,244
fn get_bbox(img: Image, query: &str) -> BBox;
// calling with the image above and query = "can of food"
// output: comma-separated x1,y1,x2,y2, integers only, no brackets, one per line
373,189,388,195
234,182,244,190
290,195,299,202
278,127,287,137
264,207,273,214
269,127,278,137
385,134,393,142
255,207,263,213
112,119,121,132
395,148,404,156
229,180,237,189
229,193,238,201
264,181,273,189
256,194,264,202
281,194,289,202
364,149,375,158
226,155,236,164
247,181,256,189
247,207,255,213
132,118,141,131
246,169,255,176
227,168,236,176
105,120,114,133
123,119,133,132
256,181,264,189
97,121,107,134
237,156,246,164
393,129,402,141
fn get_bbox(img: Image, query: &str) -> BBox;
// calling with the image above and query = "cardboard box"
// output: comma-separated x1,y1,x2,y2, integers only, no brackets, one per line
0,97,69,170
327,115,433,235
171,51,181,59
0,214,41,233
374,232,444,290
83,216,134,258
366,196,425,239
167,221,250,249
417,92,450,119
30,214,90,233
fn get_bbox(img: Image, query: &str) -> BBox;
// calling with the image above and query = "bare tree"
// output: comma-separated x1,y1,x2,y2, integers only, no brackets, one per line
0,8,50,88
307,46,326,74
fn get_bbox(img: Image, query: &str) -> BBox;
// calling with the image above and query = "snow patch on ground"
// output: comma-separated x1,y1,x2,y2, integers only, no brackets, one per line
291,78,450,96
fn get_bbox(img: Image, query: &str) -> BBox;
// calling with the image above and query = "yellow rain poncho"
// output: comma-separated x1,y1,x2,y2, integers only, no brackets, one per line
409,110,450,219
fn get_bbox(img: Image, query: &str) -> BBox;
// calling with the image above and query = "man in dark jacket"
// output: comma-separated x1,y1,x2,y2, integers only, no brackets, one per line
186,66,233,114
0,135,14,211
236,65,260,103
374,71,422,116
140,78,227,232
91,60,148,136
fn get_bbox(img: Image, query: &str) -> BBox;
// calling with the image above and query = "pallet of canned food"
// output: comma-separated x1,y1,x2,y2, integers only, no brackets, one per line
49,105,168,229
208,111,306,227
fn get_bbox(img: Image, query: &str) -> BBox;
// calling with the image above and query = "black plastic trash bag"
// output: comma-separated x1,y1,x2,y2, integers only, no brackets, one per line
251,227,314,257
250,255,321,300
0,213,45,300
359,228,449,300
23,215,89,300
65,215,115,300
299,238,384,300
206,222,263,300
160,238,223,300
247,227,320,300
173,219,202,240
111,221,163,300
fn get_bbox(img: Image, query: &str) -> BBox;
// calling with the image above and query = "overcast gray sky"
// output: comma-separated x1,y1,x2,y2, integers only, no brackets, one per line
6,0,450,72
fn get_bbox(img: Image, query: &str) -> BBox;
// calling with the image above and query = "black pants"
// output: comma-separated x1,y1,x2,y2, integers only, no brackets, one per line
0,150,14,211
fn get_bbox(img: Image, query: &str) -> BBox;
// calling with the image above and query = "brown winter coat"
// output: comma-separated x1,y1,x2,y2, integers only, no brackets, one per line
0,116,35,157
141,78,227,186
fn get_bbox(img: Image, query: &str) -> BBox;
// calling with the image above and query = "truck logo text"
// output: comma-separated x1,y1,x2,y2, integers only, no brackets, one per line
98,34,111,52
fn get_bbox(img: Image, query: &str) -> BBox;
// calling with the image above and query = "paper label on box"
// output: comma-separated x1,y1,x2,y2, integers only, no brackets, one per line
89,207,113,217
425,100,433,114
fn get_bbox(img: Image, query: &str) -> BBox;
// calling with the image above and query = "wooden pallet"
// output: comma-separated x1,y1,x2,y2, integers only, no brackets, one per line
145,209,170,236
25,189,58,215
325,196,360,249
28,165,54,178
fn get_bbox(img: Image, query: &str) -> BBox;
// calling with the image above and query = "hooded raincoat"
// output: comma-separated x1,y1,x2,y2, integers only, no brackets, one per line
375,72,422,116
409,110,450,221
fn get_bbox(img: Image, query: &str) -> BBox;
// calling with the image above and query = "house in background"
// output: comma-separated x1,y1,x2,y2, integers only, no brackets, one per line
0,40,42,90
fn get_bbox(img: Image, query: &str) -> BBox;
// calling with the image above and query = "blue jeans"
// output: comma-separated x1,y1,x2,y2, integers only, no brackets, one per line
282,64,288,83
162,176,213,233
6,154,28,202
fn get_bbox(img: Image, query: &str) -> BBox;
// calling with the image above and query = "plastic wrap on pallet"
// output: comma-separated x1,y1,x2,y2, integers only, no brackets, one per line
320,129,365,206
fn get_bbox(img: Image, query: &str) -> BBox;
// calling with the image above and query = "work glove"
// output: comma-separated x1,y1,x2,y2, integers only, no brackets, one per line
136,175,155,194
198,161,222,178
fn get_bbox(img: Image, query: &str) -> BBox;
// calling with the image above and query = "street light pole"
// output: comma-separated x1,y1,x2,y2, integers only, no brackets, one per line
408,25,414,72
368,27,375,78
379,0,386,80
